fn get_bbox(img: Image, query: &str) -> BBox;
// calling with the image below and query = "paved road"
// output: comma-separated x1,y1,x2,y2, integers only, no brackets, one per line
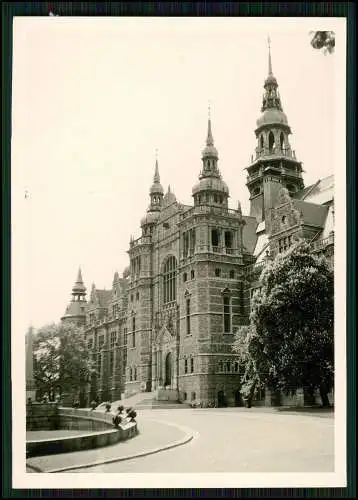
67,408,334,473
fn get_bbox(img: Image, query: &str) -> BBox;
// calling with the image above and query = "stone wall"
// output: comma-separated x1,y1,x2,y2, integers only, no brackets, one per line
26,402,60,431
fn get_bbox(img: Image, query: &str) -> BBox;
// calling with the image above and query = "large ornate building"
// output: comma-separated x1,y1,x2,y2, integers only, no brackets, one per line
61,45,334,407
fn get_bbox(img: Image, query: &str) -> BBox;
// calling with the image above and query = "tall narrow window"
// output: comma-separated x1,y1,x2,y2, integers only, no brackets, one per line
190,228,196,255
269,131,275,152
129,367,133,382
186,298,191,335
280,132,285,150
132,317,136,348
109,351,114,375
223,295,231,333
211,229,220,251
163,256,177,304
190,357,194,373
184,358,188,374
225,231,233,254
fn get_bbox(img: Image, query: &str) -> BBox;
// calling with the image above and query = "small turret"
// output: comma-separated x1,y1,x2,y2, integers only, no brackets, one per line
192,106,229,207
61,268,87,326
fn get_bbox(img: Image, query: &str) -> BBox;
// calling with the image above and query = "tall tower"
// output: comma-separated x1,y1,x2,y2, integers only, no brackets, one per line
61,268,87,326
246,38,304,223
192,112,230,209
140,153,164,235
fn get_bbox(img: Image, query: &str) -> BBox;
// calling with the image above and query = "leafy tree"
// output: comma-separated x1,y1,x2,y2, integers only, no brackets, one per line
310,31,335,54
33,322,96,405
33,323,60,401
234,241,334,407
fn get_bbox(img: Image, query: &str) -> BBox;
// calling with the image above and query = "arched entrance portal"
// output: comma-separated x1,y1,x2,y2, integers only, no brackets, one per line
165,352,172,387
234,389,243,407
217,390,227,408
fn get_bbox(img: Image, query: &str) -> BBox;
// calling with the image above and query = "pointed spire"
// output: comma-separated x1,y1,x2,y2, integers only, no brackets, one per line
75,267,83,285
153,149,160,183
237,200,242,216
72,267,86,295
206,102,214,147
268,36,272,75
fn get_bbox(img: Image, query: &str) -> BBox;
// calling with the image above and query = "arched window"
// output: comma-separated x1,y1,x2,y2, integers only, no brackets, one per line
260,134,264,149
186,297,191,335
129,367,133,381
280,132,285,150
223,294,231,333
268,131,275,152
163,256,177,303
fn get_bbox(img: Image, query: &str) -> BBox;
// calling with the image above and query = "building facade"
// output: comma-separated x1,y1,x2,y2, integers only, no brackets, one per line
61,45,334,407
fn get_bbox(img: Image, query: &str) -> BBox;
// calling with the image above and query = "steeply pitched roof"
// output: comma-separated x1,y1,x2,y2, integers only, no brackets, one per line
293,200,329,227
294,175,334,205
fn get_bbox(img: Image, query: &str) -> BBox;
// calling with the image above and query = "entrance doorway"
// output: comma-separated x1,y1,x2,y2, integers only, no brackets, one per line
234,389,243,407
217,390,227,408
165,352,172,387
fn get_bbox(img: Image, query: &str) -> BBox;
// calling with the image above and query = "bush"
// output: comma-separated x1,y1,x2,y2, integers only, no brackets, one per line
117,405,124,414
128,409,137,422
126,407,133,414
112,414,122,428
105,402,112,412
90,400,97,410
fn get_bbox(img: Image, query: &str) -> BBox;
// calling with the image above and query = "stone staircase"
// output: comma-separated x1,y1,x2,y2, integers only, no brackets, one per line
134,397,191,410
111,391,191,411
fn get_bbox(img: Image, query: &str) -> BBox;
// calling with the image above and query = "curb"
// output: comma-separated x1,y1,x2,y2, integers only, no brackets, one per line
34,420,196,473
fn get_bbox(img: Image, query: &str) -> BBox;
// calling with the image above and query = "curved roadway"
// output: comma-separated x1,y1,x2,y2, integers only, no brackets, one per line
68,408,334,473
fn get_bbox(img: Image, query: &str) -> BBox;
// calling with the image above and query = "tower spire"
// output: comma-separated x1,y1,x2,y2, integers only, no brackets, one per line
268,36,273,75
153,149,160,183
206,102,214,147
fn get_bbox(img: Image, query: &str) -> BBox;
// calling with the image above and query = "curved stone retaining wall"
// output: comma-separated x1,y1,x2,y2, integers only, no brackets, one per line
26,407,137,458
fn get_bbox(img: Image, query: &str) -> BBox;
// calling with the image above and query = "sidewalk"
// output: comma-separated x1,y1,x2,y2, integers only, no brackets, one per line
26,417,193,473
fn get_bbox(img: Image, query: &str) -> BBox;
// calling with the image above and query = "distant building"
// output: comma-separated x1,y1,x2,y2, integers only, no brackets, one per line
61,44,334,407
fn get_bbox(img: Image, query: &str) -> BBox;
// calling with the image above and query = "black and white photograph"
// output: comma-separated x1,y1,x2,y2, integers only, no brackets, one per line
11,14,347,490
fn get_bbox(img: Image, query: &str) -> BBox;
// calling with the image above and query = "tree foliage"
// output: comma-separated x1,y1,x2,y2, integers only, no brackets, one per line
310,31,335,54
234,241,334,404
33,322,95,403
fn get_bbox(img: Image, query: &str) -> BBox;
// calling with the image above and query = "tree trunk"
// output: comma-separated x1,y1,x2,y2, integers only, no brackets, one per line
304,386,316,406
319,385,330,407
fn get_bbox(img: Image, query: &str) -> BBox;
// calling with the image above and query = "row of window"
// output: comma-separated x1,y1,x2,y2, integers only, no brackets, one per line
278,235,293,253
130,292,140,302
183,391,197,401
128,366,138,381
130,256,141,278
217,360,239,374
184,356,195,374
183,270,195,282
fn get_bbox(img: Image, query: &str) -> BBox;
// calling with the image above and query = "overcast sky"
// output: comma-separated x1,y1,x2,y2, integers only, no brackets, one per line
12,17,345,333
